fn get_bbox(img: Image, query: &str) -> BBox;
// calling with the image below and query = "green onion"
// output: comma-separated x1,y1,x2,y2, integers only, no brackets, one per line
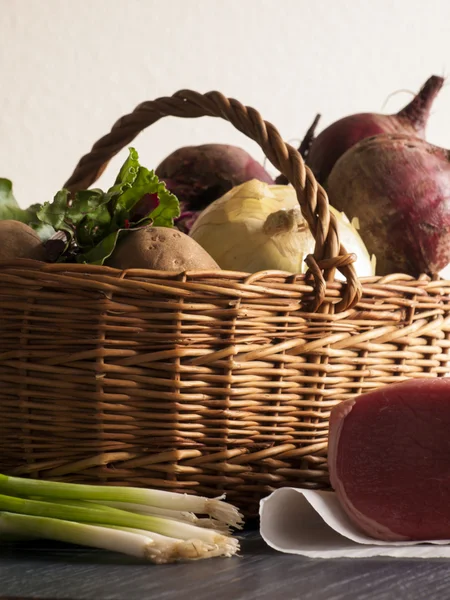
0,494,231,545
86,500,230,533
88,501,199,521
0,474,242,562
0,512,228,564
0,474,243,529
105,526,238,561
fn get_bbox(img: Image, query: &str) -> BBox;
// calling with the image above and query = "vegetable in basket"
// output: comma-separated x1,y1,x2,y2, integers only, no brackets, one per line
0,220,46,261
0,177,53,243
275,113,321,185
107,225,220,271
0,474,243,563
306,75,444,185
189,179,375,278
326,133,450,277
37,147,181,265
154,143,274,234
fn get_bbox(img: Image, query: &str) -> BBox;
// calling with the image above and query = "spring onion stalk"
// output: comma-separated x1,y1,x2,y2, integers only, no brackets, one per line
0,494,234,549
33,497,230,533
88,500,230,532
0,512,230,564
89,501,199,521
105,526,239,561
193,518,230,533
0,474,243,529
0,475,242,562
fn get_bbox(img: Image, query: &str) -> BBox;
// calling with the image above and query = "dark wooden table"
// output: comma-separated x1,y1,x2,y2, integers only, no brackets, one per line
1,530,450,600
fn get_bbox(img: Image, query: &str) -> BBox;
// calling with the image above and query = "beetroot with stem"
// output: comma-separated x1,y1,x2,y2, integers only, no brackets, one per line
306,75,444,185
275,113,321,185
327,133,450,276
153,144,274,233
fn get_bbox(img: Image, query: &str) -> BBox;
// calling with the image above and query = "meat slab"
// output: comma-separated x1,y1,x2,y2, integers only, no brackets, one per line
328,378,450,541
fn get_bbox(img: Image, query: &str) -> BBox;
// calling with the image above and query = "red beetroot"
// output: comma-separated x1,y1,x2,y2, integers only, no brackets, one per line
130,192,160,222
328,378,450,541
306,75,444,184
326,133,450,276
275,114,321,185
154,144,274,233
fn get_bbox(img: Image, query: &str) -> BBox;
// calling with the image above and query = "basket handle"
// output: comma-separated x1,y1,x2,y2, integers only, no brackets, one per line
63,90,361,312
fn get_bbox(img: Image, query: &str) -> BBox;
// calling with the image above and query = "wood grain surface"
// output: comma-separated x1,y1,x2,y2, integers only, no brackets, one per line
0,531,449,600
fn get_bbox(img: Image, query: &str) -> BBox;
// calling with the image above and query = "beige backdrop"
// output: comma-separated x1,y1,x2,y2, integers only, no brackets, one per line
1,0,449,205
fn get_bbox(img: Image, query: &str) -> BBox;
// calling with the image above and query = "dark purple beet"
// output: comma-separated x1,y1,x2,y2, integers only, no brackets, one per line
154,144,274,233
306,75,444,185
129,193,160,222
275,113,321,185
327,133,450,276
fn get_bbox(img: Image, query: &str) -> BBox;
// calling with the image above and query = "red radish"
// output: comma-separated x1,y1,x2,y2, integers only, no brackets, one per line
326,133,450,276
154,144,274,233
306,75,444,184
328,379,450,541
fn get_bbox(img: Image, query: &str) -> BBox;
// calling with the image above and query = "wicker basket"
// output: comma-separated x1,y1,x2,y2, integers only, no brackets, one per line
1,90,450,516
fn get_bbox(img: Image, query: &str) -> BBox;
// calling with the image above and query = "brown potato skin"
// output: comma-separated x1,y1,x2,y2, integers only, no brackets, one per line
107,226,220,271
0,220,46,261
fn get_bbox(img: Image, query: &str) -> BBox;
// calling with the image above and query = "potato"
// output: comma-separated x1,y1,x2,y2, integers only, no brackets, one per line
0,220,46,262
107,226,220,271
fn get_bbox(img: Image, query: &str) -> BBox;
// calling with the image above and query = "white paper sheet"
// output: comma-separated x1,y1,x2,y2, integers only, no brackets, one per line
259,488,450,558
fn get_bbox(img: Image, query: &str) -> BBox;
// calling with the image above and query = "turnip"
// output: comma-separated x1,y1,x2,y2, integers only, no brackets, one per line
189,180,375,279
327,133,450,276
306,75,444,184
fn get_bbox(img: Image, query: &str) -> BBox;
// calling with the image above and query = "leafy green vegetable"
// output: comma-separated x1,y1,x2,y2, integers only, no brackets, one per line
38,190,72,233
0,179,21,221
0,178,53,241
80,229,125,265
36,148,180,265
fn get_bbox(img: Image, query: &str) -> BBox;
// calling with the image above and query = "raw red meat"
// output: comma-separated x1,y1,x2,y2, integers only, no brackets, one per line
328,378,450,541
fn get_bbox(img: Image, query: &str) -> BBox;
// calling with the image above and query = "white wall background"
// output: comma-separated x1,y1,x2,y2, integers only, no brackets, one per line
1,0,450,206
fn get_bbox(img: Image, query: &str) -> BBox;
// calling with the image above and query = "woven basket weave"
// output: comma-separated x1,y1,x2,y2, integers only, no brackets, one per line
1,90,450,516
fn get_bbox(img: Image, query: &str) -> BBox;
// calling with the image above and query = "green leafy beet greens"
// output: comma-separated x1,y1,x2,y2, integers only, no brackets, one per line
0,178,53,241
36,148,180,265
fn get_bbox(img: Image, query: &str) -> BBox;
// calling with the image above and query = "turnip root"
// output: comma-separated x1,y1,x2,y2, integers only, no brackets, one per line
107,226,220,272
153,144,274,233
327,133,450,276
307,75,444,184
189,180,375,278
0,220,46,262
